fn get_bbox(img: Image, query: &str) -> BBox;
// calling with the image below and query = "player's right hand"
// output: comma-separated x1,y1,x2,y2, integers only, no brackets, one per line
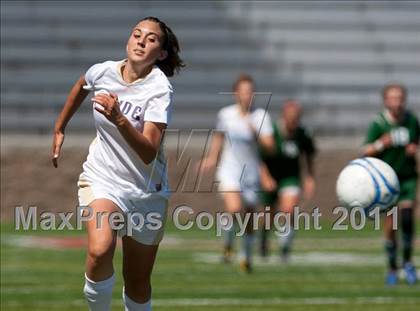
261,174,277,192
406,143,418,157
379,133,393,148
303,175,316,200
51,131,65,168
196,158,215,174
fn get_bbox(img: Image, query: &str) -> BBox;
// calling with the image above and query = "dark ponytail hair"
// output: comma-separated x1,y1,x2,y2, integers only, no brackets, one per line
140,16,185,77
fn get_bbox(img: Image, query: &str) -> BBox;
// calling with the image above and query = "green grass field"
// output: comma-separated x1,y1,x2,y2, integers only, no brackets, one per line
1,220,419,311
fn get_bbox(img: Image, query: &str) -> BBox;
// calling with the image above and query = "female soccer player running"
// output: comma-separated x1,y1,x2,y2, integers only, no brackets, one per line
51,17,184,310
200,74,274,273
259,100,316,261
363,84,419,286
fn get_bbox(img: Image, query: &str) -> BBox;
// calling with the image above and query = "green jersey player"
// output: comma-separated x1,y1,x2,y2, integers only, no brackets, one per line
363,84,419,286
259,100,316,260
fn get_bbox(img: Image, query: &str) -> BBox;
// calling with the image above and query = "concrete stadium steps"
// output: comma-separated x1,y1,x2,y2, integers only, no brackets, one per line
1,73,289,97
2,1,420,134
224,1,420,132
265,30,420,47
1,1,223,21
246,7,420,26
2,45,276,65
0,103,383,135
3,82,420,110
0,91,290,112
1,110,96,133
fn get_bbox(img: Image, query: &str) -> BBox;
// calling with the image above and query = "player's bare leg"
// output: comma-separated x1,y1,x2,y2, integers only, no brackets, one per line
221,191,242,263
399,200,417,285
384,210,398,285
84,199,119,311
239,206,255,273
278,191,299,262
260,205,275,258
122,236,159,310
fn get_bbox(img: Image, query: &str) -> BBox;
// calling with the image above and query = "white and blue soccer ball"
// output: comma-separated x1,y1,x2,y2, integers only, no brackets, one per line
336,157,400,214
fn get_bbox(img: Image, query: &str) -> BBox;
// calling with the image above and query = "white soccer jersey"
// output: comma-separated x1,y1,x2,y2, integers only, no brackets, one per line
79,60,172,212
216,104,273,192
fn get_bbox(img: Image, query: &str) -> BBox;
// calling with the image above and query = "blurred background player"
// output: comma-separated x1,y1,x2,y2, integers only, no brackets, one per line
363,84,419,286
259,99,316,261
199,74,274,272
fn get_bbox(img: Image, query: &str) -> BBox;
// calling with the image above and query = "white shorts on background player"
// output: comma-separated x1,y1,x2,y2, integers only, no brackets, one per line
77,59,172,245
216,104,273,205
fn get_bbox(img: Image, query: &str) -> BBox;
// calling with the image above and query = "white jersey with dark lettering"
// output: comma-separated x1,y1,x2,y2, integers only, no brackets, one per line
78,60,172,214
215,104,273,204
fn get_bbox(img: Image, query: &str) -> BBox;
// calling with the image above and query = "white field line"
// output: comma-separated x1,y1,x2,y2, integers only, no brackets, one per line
3,234,420,269
0,234,391,250
0,234,183,249
193,251,420,267
2,297,420,307
152,297,420,306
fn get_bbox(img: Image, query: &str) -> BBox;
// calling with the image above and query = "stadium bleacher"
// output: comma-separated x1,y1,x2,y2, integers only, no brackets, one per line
1,1,419,134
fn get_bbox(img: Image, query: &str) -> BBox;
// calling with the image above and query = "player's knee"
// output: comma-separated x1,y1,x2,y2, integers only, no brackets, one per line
124,275,151,301
226,204,241,214
87,245,114,266
384,214,398,237
401,207,414,235
280,194,299,214
399,200,414,210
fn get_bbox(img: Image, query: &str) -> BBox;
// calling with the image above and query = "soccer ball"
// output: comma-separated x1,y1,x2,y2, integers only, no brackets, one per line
336,157,400,214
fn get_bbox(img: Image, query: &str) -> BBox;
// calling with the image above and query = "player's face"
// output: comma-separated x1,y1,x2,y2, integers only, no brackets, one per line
283,107,301,132
384,87,405,118
235,81,254,111
126,20,167,66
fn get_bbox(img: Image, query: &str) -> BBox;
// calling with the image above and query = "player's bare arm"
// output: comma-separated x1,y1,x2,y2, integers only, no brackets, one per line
51,75,90,168
258,135,275,154
118,120,167,165
405,143,418,157
303,153,316,200
245,116,275,154
91,91,165,164
363,133,392,156
199,131,224,172
260,162,277,192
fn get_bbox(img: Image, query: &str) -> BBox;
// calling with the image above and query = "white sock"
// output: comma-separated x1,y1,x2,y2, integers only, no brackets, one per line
83,273,115,311
280,228,295,249
242,233,254,263
123,289,152,311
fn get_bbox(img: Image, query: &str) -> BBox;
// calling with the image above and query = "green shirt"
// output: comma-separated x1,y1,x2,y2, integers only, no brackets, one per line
365,110,419,179
261,122,316,181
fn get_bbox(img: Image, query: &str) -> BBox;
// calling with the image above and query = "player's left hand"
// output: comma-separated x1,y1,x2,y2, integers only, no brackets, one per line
91,92,126,125
244,115,258,137
303,175,315,200
51,130,65,168
261,174,277,192
405,143,418,157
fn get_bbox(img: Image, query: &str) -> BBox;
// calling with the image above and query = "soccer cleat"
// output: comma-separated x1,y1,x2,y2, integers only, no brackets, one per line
260,229,270,258
260,240,269,258
385,271,398,286
404,263,417,285
280,245,290,263
221,247,233,264
239,259,252,274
